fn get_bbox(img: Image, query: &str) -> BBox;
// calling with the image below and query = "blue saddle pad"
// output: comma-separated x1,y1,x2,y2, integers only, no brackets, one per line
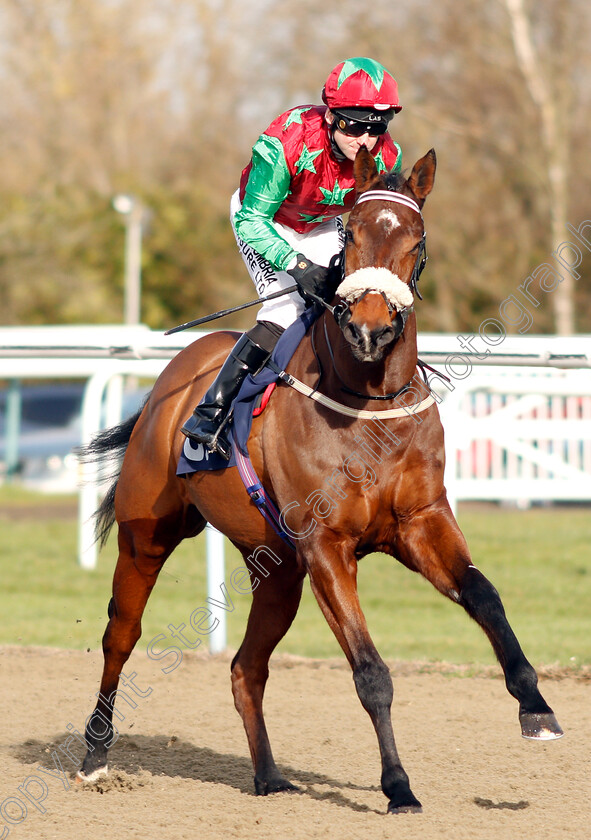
177,307,319,476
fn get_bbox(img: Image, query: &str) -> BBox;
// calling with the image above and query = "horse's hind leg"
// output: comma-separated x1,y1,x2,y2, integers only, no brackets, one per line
78,510,203,781
301,532,422,814
230,551,305,795
397,501,563,740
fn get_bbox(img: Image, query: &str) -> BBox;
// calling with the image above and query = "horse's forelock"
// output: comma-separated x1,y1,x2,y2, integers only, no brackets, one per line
383,170,407,193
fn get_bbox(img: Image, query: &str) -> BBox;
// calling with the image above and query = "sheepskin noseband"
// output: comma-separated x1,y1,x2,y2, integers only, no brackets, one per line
336,267,414,310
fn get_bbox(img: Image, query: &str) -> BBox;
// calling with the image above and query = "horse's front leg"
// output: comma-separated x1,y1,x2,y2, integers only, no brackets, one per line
396,499,563,740
300,529,421,814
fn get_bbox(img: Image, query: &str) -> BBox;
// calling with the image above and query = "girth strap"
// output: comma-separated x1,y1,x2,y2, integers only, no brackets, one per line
233,431,296,550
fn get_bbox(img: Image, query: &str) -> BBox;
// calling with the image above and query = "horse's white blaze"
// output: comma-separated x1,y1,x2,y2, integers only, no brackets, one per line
376,209,401,231
358,324,372,356
336,267,414,310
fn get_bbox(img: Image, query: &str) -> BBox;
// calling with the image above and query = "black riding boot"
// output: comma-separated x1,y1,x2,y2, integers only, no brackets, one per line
181,322,283,459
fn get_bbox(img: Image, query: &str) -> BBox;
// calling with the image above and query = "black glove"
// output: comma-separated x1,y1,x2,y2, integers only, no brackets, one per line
287,254,330,303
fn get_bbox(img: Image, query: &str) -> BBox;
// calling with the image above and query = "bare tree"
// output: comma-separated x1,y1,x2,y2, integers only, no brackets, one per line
502,0,572,333
0,0,589,331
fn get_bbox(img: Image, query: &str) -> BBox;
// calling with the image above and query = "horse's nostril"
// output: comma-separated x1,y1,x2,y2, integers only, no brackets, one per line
344,322,361,345
373,325,395,347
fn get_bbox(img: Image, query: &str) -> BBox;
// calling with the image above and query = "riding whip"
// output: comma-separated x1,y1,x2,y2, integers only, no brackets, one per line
164,284,299,335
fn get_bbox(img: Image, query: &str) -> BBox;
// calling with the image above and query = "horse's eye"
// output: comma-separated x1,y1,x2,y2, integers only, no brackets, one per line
345,229,355,244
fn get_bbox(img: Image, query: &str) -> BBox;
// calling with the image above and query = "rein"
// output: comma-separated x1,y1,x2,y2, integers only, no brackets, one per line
321,317,413,401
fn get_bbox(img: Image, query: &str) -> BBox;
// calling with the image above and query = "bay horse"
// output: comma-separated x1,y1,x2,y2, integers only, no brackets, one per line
77,148,562,813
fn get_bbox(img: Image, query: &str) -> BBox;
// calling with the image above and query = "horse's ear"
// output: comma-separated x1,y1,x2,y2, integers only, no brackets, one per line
354,146,381,193
406,149,436,204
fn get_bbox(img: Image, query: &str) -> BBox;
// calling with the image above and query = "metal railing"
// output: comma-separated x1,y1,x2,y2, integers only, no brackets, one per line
1,325,590,653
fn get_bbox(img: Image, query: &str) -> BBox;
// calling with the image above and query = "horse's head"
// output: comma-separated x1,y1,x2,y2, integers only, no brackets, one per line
335,148,436,363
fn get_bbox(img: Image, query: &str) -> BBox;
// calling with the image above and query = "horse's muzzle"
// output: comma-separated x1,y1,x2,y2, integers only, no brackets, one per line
342,320,396,362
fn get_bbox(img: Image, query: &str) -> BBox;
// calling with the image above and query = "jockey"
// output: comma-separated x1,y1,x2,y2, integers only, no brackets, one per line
182,57,403,458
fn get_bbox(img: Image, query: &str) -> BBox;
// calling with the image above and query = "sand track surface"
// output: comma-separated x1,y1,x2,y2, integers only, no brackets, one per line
0,647,589,839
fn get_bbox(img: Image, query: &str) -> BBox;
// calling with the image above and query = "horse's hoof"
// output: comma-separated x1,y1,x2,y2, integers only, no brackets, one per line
520,712,564,740
387,801,423,814
75,765,109,785
387,789,422,814
254,776,299,795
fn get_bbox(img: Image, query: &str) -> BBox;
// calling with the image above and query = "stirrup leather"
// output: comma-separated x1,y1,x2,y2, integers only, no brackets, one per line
181,331,274,459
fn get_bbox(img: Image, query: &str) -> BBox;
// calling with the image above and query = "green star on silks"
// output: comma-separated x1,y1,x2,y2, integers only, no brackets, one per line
283,107,311,129
319,179,353,206
338,57,383,90
299,212,329,225
373,150,387,174
295,143,323,175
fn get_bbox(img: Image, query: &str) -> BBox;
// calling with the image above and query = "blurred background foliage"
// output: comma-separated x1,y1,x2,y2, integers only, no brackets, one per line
1,0,590,333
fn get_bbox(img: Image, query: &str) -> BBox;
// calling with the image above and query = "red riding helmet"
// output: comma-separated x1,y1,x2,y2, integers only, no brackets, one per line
322,57,402,113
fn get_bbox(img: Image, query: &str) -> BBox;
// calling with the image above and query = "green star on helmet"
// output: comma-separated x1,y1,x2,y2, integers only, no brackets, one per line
338,57,384,91
295,143,323,175
319,179,353,206
283,107,311,129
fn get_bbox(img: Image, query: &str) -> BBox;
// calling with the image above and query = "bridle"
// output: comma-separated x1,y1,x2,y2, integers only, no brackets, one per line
330,189,428,334
302,188,430,402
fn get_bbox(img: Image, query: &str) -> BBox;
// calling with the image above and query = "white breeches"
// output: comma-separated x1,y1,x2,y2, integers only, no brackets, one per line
230,190,344,329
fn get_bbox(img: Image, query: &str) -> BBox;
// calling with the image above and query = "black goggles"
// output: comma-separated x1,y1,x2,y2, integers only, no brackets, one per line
333,112,391,137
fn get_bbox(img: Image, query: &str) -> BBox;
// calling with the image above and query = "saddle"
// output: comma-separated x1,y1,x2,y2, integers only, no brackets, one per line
177,309,319,476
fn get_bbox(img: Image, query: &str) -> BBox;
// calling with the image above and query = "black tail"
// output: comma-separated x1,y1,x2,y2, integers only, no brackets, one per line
77,399,147,548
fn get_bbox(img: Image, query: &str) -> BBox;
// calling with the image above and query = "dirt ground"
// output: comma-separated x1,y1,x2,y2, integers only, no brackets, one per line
0,646,589,840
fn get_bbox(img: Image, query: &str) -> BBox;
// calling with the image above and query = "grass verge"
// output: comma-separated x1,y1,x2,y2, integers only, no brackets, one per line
0,487,589,667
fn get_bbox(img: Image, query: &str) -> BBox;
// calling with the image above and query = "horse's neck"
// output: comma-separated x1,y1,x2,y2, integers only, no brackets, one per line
312,312,419,401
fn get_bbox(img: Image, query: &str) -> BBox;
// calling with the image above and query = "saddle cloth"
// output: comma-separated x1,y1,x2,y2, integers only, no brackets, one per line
176,307,319,476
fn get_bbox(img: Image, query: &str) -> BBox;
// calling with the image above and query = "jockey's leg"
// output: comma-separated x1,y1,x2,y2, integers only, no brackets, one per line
229,188,344,329
183,191,344,458
181,320,283,459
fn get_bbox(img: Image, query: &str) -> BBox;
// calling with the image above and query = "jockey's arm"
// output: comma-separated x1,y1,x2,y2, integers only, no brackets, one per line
233,134,299,271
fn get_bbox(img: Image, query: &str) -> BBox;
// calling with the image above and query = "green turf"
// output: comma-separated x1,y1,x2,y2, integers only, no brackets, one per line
0,486,589,666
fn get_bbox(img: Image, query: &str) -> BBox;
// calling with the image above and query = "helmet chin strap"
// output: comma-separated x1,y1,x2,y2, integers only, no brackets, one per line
328,122,346,161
